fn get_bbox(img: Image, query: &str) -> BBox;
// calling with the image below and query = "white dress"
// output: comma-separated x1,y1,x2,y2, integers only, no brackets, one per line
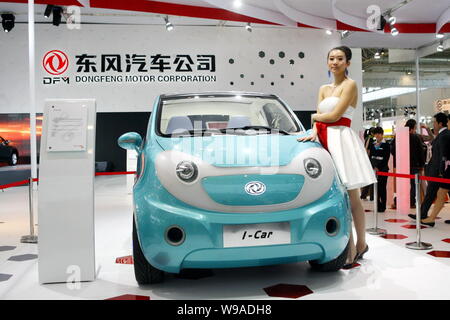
318,96,377,190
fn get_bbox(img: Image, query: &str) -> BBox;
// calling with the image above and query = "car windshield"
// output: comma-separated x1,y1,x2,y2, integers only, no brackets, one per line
157,94,304,136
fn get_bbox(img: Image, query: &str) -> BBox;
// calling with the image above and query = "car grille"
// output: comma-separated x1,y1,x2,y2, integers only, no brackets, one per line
201,174,304,206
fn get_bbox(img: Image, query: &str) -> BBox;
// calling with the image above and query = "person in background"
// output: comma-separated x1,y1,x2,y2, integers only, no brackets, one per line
405,119,426,208
409,113,450,223
390,119,426,208
360,127,376,201
446,113,450,225
420,115,450,227
389,129,398,209
368,127,390,212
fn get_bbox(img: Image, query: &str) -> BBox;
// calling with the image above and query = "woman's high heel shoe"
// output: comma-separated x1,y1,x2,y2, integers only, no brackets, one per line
342,245,369,269
355,245,369,261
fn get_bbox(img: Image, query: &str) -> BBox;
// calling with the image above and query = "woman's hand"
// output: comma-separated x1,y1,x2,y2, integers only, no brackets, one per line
297,131,317,142
311,113,320,122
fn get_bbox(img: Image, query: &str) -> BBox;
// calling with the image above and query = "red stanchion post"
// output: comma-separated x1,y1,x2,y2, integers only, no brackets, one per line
20,177,38,244
406,173,432,250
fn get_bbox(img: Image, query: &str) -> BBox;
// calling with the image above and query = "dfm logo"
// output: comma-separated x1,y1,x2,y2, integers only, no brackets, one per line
43,50,69,75
245,181,266,196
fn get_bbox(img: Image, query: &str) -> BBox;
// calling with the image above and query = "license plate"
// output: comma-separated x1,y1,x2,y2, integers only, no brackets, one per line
223,222,291,248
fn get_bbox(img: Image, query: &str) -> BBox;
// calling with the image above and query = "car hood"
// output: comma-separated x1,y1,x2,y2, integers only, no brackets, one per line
155,133,320,167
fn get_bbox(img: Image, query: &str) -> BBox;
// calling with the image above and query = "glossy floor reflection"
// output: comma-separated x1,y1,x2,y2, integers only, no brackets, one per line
1,175,450,300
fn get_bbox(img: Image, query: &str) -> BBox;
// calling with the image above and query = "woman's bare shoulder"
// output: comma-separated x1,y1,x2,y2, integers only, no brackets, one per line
344,78,357,88
319,84,332,93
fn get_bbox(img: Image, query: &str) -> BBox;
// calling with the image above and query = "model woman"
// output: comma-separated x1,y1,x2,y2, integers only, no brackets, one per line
298,46,377,265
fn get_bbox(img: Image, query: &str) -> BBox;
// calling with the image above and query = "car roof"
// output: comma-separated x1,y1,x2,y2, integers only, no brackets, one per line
159,92,278,100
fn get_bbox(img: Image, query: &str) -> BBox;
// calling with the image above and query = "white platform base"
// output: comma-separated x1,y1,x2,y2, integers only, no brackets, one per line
1,175,450,299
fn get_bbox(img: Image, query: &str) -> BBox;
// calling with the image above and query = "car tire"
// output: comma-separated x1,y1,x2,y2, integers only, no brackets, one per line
9,152,18,166
309,240,350,272
132,216,165,284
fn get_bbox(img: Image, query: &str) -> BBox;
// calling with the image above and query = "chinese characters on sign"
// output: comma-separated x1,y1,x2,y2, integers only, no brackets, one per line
75,54,215,73
435,99,450,112
43,51,217,85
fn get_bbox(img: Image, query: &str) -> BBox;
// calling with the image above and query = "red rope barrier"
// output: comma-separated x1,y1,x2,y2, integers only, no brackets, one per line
418,175,450,184
376,172,414,179
1,170,448,190
0,179,30,190
376,171,450,184
0,172,136,190
95,171,136,176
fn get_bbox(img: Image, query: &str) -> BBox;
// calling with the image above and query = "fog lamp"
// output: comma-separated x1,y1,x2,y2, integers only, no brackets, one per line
176,161,198,182
304,158,322,179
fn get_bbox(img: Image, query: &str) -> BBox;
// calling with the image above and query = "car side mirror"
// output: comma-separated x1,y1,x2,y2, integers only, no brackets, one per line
118,132,143,153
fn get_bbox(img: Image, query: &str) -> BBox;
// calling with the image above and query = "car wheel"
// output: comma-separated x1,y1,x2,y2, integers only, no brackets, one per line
9,152,18,166
132,216,165,284
309,240,350,272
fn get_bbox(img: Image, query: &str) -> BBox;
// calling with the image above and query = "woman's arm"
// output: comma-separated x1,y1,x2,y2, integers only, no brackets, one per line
313,80,357,123
297,85,325,142
420,124,434,142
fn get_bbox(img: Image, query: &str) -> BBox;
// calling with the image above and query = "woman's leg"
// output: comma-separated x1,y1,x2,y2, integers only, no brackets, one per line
348,189,367,253
422,188,449,222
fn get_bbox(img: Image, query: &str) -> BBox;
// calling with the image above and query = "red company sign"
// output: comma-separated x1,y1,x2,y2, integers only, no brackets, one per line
43,50,69,75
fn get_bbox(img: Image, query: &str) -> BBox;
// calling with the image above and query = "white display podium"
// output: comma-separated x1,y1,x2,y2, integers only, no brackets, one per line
38,99,96,284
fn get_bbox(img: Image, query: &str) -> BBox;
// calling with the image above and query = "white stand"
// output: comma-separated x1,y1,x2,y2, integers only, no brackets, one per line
38,99,96,284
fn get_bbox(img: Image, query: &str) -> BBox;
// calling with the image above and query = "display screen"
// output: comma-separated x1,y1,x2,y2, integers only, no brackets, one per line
0,113,42,164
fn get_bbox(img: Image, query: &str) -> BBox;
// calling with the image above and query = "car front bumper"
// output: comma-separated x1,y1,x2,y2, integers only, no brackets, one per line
134,179,351,273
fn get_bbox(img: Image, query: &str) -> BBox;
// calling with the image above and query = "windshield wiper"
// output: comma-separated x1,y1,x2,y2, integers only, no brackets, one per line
221,125,290,135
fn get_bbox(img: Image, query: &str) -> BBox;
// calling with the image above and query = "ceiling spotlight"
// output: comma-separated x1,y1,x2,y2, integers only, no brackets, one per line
341,30,350,39
233,0,242,8
374,50,381,59
1,13,15,33
44,5,53,18
377,15,386,31
391,27,399,36
406,70,412,75
436,33,444,39
437,41,444,52
245,22,252,32
164,16,173,31
326,29,332,35
52,6,62,26
388,15,396,25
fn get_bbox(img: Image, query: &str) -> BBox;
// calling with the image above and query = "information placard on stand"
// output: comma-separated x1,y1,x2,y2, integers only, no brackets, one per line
38,99,96,284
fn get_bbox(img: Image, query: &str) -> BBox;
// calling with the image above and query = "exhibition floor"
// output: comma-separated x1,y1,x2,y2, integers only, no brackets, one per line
1,175,450,300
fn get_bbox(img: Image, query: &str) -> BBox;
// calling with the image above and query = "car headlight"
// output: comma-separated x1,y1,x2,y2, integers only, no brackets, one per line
304,158,322,179
176,161,198,182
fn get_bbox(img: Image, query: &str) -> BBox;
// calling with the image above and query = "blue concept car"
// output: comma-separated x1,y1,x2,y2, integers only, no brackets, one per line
118,92,351,284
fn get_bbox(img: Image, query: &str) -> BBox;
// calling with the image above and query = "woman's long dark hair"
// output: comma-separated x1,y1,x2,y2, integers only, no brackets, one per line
327,46,352,62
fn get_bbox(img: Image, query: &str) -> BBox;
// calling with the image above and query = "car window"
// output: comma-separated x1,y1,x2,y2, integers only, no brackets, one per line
157,95,303,136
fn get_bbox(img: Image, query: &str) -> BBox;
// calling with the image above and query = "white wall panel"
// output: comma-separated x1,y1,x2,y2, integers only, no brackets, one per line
0,24,362,125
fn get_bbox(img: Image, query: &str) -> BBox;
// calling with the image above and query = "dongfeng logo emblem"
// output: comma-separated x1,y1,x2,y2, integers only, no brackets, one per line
43,50,69,75
245,181,266,196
